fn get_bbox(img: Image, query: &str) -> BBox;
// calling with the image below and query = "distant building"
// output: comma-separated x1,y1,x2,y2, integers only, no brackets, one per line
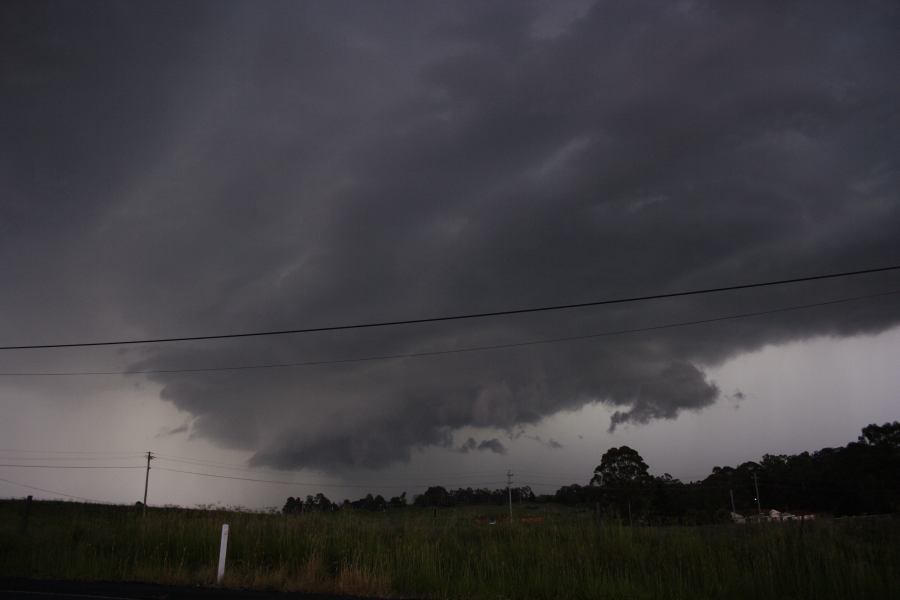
734,509,816,523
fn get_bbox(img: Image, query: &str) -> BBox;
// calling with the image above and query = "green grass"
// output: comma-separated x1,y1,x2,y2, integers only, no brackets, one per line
1,500,897,599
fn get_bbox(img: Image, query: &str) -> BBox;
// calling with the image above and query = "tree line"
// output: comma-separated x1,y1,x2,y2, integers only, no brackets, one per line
284,422,899,522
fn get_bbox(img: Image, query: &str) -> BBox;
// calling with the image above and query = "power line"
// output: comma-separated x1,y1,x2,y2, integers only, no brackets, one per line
154,453,501,476
153,456,266,471
0,455,146,462
2,264,898,351
517,469,596,478
0,448,559,484
0,449,144,456
154,457,502,478
155,466,507,489
518,481,567,489
0,476,107,503
153,456,515,482
2,288,897,377
0,464,144,469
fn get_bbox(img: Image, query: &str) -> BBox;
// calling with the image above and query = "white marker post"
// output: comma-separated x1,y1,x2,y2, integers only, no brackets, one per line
216,523,229,584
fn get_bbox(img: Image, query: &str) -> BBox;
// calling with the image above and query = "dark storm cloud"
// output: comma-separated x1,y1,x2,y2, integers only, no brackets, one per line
459,438,478,453
476,439,508,455
608,362,720,431
155,423,190,439
515,432,565,450
3,1,899,471
458,437,508,455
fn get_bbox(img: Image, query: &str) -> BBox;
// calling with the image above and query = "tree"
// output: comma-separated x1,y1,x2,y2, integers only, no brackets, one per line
305,493,336,512
591,446,650,487
414,486,451,507
283,496,303,514
590,446,652,521
858,422,900,449
388,492,407,508
350,493,387,511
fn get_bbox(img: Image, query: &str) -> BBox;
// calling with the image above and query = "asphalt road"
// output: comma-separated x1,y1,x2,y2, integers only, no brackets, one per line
0,579,395,600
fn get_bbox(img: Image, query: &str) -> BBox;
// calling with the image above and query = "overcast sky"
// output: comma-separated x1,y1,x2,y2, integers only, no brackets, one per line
1,0,899,509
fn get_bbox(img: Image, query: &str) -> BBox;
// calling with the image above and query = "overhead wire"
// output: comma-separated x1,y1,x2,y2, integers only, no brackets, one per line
0,449,144,455
154,459,513,485
1,264,898,351
154,466,507,489
1,288,898,377
0,451,575,486
151,455,505,482
0,464,144,470
1,269,896,501
4,459,895,505
0,455,147,462
0,476,108,503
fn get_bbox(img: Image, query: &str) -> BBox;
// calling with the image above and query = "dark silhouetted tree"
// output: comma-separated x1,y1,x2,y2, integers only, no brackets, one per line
590,446,652,520
591,446,650,486
388,492,407,508
858,421,900,448
283,496,303,514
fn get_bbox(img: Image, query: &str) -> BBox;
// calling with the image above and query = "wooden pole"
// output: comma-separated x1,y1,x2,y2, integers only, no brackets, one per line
19,495,32,534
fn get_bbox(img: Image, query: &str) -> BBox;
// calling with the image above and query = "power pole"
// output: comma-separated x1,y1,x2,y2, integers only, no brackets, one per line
19,495,33,534
143,451,154,516
730,488,736,514
506,470,513,524
753,472,762,516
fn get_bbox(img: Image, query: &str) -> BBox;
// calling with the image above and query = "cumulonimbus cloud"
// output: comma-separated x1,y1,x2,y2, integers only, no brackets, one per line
4,1,899,472
132,1,900,471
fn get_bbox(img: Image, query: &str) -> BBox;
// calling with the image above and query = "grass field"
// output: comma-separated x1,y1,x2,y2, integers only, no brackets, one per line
1,499,897,599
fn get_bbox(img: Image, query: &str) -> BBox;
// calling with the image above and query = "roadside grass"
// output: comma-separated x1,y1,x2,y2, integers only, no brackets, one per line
0,500,896,599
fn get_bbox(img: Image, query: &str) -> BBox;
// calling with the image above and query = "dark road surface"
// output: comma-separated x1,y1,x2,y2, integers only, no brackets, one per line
0,579,398,600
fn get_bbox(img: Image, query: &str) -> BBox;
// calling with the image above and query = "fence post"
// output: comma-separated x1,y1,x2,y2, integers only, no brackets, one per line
217,524,229,584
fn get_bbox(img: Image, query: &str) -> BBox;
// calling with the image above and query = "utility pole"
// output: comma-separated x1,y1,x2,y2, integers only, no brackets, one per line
506,470,513,524
19,495,33,534
753,472,762,516
730,488,736,514
143,451,154,516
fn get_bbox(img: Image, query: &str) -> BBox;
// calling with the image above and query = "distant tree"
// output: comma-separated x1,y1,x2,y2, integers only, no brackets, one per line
414,486,451,507
350,493,388,511
304,493,336,512
287,422,900,523
513,485,536,503
412,486,534,507
553,484,587,505
282,496,302,514
591,446,650,487
858,422,900,449
590,446,652,520
388,492,407,508
647,474,689,522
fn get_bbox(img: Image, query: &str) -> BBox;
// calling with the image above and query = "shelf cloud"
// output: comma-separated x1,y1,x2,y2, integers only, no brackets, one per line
2,1,899,473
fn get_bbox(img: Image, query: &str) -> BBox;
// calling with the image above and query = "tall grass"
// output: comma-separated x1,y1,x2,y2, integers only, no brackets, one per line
1,500,896,599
